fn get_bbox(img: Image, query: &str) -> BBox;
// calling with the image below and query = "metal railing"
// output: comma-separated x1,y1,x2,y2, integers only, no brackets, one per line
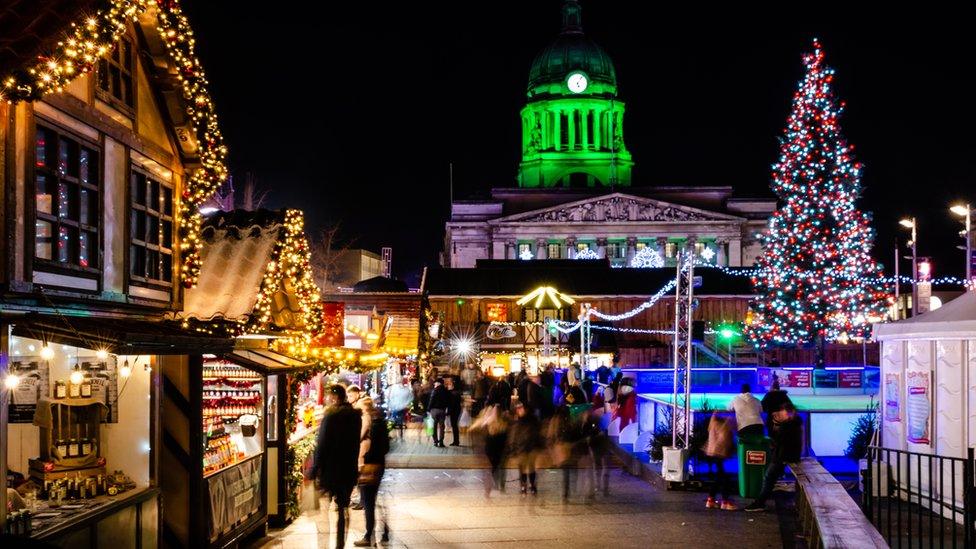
863,445,975,548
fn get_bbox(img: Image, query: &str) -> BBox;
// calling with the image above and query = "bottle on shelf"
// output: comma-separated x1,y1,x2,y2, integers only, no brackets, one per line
80,376,92,398
54,380,67,399
81,423,92,456
68,377,81,398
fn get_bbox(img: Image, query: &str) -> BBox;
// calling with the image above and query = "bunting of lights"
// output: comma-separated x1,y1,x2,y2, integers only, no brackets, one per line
0,0,228,288
745,39,890,348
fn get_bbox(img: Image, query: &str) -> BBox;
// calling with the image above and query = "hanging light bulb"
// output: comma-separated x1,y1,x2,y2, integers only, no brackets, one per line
40,344,55,361
119,359,132,379
70,363,84,385
4,373,20,390
96,349,109,360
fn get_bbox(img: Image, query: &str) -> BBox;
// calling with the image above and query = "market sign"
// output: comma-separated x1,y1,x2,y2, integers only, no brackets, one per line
486,302,508,322
746,450,767,465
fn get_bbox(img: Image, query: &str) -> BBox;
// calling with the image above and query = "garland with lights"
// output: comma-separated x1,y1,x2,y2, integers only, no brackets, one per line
0,0,228,288
745,39,889,356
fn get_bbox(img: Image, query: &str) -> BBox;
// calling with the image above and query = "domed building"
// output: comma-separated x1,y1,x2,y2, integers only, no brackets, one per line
443,1,775,269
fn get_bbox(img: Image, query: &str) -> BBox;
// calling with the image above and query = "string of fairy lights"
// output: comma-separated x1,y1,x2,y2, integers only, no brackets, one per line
0,0,228,288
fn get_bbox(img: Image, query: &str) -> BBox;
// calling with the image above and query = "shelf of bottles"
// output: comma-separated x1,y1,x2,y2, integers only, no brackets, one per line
202,361,264,477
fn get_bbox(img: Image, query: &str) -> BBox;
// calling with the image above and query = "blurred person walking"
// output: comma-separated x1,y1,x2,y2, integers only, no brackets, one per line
471,404,509,495
507,402,543,495
703,411,737,511
311,384,362,549
353,397,391,547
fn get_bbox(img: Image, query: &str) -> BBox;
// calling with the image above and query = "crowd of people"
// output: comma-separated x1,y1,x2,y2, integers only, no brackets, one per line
307,365,804,547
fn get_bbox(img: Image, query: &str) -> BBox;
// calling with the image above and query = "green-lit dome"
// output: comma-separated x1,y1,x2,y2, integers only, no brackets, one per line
527,1,617,98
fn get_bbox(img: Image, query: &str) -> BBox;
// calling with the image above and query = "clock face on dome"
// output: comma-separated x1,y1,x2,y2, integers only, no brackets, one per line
567,72,588,94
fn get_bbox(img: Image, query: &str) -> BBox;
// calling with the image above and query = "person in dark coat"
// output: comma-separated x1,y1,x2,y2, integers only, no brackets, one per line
427,378,450,447
445,377,463,446
507,402,543,495
761,377,792,415
520,374,545,417
745,402,804,512
488,376,512,411
311,384,363,549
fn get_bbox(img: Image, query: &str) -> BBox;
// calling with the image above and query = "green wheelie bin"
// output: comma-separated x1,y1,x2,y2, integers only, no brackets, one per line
737,434,771,498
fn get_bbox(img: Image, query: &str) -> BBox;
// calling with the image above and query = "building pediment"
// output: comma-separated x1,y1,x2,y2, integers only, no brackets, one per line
490,193,744,224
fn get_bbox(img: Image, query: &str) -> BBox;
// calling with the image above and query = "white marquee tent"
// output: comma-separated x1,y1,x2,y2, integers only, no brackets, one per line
873,290,976,519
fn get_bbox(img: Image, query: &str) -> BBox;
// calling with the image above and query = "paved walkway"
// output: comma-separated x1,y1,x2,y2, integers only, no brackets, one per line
248,466,791,548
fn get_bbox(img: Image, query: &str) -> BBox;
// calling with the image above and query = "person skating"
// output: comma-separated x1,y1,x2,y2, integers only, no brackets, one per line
427,378,450,447
310,384,362,549
445,377,463,446
703,411,737,511
745,402,804,512
353,398,391,547
728,383,764,439
507,402,543,495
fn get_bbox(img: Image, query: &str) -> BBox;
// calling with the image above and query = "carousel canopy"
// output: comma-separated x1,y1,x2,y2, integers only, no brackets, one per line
874,290,976,340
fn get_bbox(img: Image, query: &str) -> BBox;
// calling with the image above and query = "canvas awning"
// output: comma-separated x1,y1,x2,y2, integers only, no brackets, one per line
223,348,315,375
10,313,234,355
874,290,976,340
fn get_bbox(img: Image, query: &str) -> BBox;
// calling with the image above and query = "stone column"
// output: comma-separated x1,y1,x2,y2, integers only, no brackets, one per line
656,236,668,257
592,109,601,150
596,237,608,259
554,110,561,151
506,240,516,260
568,110,576,150
492,240,505,260
729,238,743,266
626,236,637,264
565,236,577,259
582,109,590,150
536,238,548,260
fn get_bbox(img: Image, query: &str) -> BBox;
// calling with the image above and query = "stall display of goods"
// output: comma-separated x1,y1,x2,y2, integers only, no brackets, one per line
202,361,264,476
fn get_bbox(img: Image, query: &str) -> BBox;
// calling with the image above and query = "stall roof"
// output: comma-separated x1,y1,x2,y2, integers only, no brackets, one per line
10,313,234,355
223,348,314,375
874,290,976,340
180,210,286,323
425,260,753,297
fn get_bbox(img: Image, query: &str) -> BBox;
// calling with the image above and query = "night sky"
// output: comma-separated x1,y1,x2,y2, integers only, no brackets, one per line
183,2,976,286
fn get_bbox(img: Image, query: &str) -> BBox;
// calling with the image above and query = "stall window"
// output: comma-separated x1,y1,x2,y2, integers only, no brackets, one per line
33,125,100,271
97,36,135,110
518,242,533,260
130,169,174,285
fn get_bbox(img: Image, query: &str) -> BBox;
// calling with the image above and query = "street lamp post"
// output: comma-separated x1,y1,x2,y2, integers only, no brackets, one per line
899,217,917,316
951,203,972,282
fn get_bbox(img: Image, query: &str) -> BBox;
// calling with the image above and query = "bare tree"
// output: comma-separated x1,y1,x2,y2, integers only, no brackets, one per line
200,172,270,213
311,223,356,293
238,172,270,211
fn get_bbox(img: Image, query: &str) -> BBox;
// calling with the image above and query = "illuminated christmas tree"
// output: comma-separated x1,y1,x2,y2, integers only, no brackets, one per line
746,39,890,365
